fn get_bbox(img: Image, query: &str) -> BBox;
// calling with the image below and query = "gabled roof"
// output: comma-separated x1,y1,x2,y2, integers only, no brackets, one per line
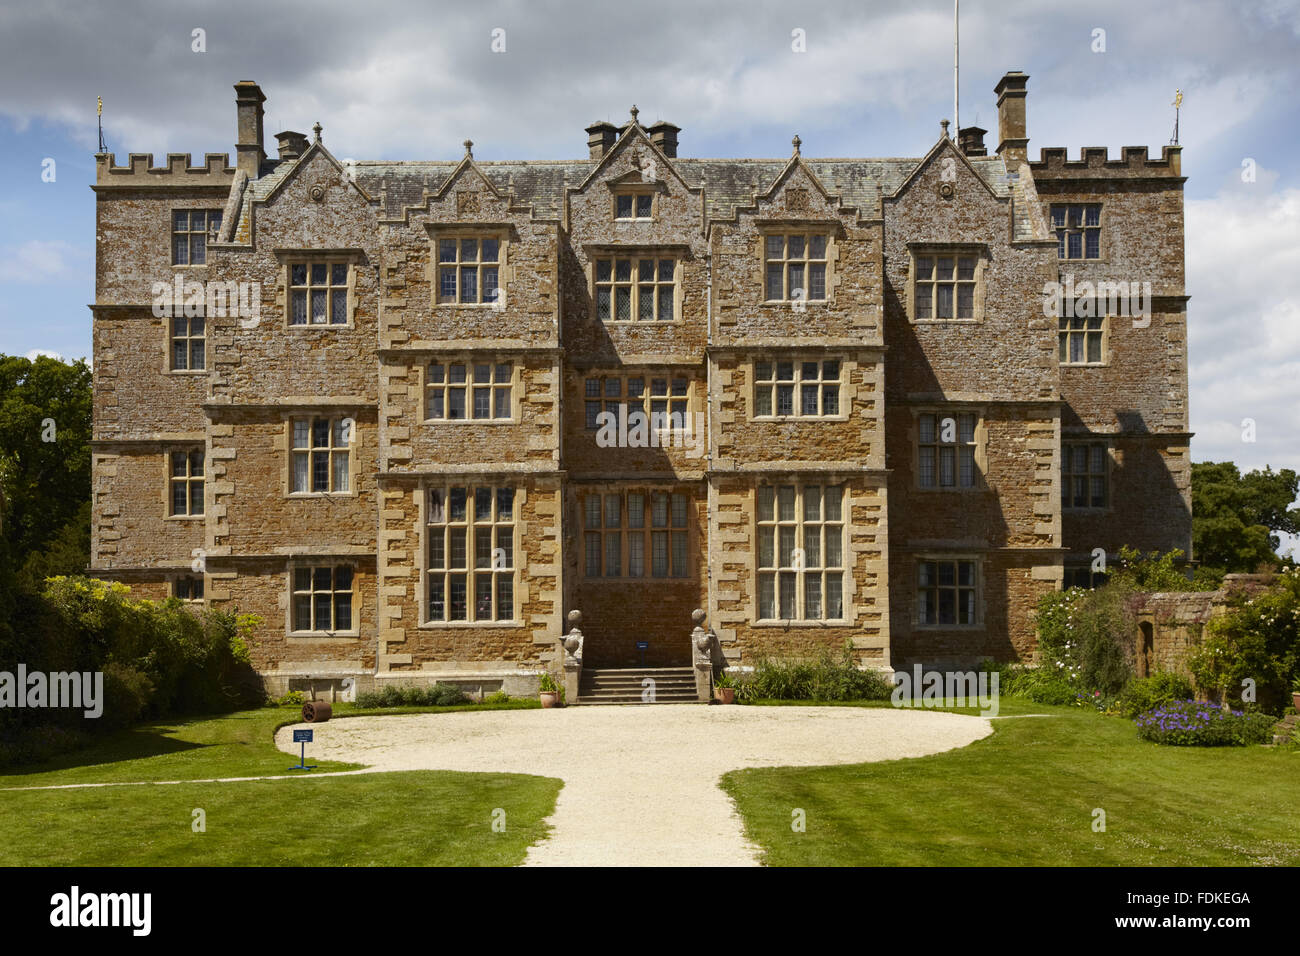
225,141,1033,239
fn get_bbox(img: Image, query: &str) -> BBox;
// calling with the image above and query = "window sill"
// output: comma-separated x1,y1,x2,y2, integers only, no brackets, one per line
166,369,208,376
171,264,209,270
1059,362,1110,368
915,484,982,493
597,319,686,326
752,618,852,627
434,302,508,310
750,414,848,423
287,491,359,500
165,514,204,521
1062,506,1111,514
910,318,982,324
760,299,829,307
914,624,984,631
285,322,355,330
417,620,522,629
289,632,361,640
424,418,519,426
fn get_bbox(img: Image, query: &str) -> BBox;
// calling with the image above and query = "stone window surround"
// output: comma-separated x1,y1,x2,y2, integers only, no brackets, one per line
611,185,658,222
582,369,694,432
1050,202,1105,261
166,313,207,376
588,245,686,324
581,485,693,580
164,446,205,520
905,242,989,323
760,229,835,304
272,249,362,330
750,356,847,421
171,208,223,267
1058,312,1111,366
424,225,510,310
913,553,984,629
417,480,522,629
281,412,360,500
909,405,987,492
169,572,206,602
285,560,359,638
752,480,850,625
1061,438,1112,512
421,357,521,424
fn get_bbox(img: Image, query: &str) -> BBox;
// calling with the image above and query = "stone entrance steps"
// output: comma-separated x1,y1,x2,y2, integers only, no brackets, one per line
577,666,702,705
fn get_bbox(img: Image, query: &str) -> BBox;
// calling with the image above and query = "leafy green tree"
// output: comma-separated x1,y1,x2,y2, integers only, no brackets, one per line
1192,461,1299,575
0,354,92,576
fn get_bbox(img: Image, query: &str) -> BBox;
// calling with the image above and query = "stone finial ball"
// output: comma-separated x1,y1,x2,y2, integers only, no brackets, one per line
691,608,706,625
567,609,582,626
564,634,580,653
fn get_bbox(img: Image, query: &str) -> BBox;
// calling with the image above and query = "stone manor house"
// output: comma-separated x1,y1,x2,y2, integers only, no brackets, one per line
89,71,1192,697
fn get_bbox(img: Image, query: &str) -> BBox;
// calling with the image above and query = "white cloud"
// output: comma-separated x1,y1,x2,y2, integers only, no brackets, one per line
24,348,64,361
0,240,83,283
1187,179,1300,475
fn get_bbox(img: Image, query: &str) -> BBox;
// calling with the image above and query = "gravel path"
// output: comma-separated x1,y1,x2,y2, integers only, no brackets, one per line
276,704,991,867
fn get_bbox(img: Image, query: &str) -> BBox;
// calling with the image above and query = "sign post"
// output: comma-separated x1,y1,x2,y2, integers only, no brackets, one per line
636,640,649,667
289,728,316,771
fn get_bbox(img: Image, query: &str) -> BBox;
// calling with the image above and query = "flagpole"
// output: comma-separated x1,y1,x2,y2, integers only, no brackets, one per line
953,0,960,139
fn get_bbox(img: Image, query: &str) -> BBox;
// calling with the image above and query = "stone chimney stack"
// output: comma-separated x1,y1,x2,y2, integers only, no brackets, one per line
586,121,619,160
275,130,309,162
235,81,267,179
647,120,680,158
994,71,1029,164
958,126,987,157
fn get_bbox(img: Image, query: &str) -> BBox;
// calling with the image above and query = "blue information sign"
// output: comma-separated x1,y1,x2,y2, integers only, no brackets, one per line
636,641,649,650
289,728,316,771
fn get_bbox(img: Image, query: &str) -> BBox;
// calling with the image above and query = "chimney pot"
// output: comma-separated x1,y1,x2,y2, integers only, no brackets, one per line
958,125,988,157
994,71,1029,164
647,120,680,158
234,80,267,179
275,130,309,161
585,121,618,160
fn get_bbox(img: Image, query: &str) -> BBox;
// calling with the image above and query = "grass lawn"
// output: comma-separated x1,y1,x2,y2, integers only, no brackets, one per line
0,701,559,866
721,698,1300,866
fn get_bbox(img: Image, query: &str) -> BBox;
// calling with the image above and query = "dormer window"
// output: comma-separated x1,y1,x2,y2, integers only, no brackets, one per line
615,192,654,221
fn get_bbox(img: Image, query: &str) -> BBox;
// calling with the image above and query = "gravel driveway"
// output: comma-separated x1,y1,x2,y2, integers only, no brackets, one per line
276,704,991,866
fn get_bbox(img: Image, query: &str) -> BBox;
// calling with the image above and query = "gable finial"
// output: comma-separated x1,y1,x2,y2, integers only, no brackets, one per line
312,121,322,143
464,139,473,158
940,119,950,139
629,104,639,125
792,134,802,156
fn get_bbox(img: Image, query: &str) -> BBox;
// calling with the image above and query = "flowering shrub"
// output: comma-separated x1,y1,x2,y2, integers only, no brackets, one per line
1188,567,1300,713
1034,584,1131,695
1116,671,1195,719
1135,699,1275,746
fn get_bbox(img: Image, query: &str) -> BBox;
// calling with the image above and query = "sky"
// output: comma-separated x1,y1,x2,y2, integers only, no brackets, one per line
0,0,1297,536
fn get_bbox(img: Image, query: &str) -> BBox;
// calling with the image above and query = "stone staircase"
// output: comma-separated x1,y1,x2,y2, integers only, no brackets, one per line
1270,713,1300,745
576,666,703,705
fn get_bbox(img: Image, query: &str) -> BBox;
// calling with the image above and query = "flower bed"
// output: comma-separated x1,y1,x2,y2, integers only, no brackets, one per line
1135,699,1276,746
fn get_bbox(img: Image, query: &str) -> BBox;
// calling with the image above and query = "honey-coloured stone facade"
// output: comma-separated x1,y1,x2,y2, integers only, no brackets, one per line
90,72,1191,691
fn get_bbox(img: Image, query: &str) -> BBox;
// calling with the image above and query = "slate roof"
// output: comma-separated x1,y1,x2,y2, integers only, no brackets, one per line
230,148,1040,239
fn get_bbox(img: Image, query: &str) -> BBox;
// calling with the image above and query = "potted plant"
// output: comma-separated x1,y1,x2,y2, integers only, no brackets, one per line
538,671,562,708
714,669,736,705
1291,676,1300,713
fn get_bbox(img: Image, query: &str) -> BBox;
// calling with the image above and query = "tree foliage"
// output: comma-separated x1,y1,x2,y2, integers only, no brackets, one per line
1192,461,1299,575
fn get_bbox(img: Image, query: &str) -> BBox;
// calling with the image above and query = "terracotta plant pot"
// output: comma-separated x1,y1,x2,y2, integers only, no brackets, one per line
1292,692,1300,712
540,691,560,709
714,687,735,705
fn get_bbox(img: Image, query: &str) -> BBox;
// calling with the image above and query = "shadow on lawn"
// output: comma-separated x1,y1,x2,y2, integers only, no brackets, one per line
0,721,211,777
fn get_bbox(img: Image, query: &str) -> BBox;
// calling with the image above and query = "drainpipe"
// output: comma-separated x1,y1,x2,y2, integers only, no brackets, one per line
704,246,714,649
